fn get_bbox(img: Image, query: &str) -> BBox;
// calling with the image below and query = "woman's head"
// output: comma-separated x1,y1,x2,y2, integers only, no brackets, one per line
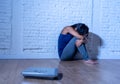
71,23,89,35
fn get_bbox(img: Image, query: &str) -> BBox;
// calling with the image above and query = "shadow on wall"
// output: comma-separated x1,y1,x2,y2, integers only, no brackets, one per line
75,32,103,60
86,32,103,60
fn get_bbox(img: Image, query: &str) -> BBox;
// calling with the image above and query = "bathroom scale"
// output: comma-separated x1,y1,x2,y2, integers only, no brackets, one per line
22,67,58,78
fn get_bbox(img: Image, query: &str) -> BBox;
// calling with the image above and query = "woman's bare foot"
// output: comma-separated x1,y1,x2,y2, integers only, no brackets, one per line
83,60,98,64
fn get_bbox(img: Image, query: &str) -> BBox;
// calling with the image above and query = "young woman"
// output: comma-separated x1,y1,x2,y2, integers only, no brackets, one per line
58,23,97,64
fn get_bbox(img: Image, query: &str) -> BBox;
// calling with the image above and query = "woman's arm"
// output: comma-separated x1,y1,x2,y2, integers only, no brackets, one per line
61,26,84,40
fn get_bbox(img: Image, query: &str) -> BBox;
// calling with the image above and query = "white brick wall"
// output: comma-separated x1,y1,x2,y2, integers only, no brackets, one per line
99,0,120,59
0,0,12,54
0,0,120,59
21,0,92,54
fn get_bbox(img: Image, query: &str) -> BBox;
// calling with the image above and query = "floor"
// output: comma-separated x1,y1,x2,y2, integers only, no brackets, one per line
0,59,120,84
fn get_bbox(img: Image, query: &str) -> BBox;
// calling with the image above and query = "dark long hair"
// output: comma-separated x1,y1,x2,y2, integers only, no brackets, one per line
70,23,89,35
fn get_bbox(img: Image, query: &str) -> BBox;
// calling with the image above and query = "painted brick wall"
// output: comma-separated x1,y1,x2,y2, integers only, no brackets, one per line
0,0,12,55
0,0,120,59
99,0,120,59
21,0,93,58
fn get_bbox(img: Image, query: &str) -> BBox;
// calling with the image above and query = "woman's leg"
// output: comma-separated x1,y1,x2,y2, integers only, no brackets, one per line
77,44,89,60
60,36,98,64
60,37,77,61
60,37,90,61
77,44,98,64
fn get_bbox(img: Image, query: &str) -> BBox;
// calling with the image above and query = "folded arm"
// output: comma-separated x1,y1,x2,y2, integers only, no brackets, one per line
61,26,84,40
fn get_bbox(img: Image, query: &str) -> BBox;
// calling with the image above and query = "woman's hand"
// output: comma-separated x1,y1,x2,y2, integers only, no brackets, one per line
75,37,84,47
83,34,88,44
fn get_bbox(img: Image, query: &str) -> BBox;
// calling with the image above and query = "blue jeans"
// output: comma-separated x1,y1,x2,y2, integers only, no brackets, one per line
60,37,89,61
